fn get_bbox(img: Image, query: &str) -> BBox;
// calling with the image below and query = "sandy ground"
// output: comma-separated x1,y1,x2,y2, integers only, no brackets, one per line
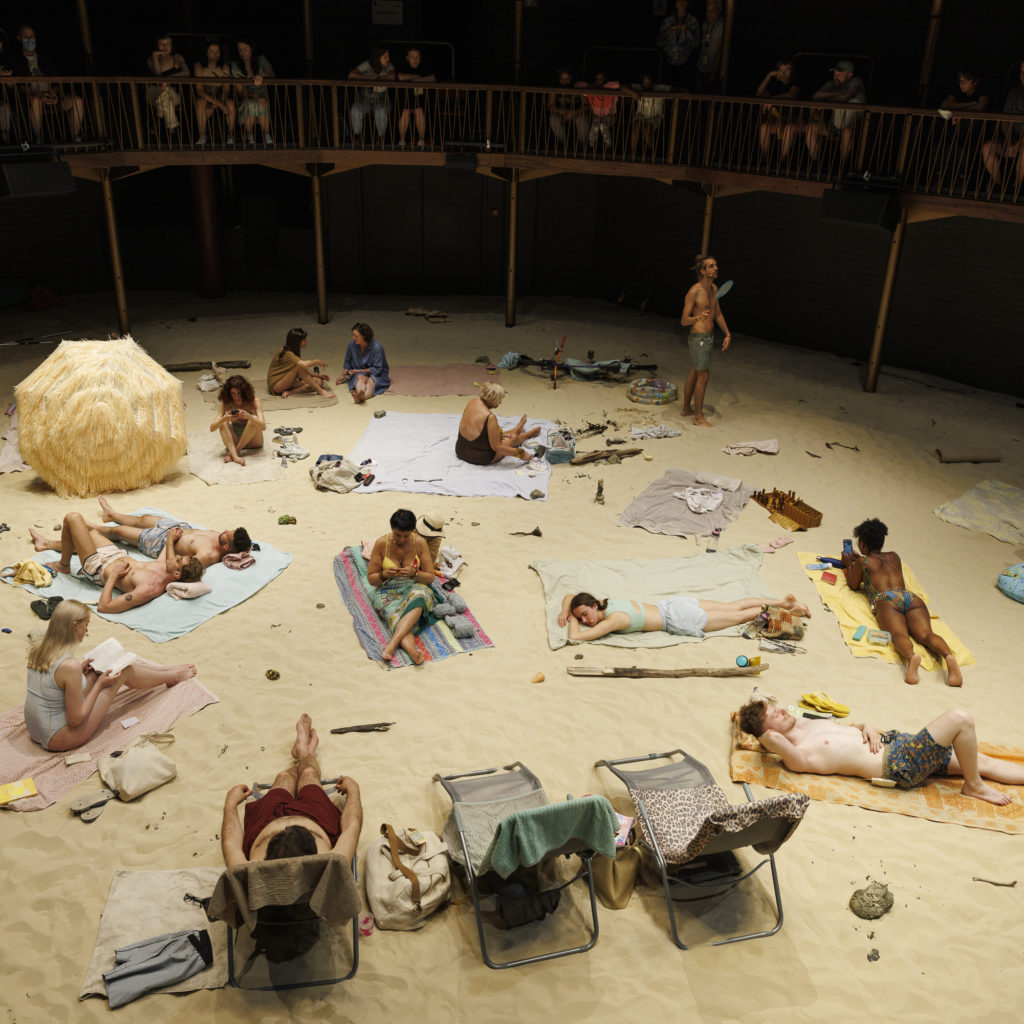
1,290,1023,1023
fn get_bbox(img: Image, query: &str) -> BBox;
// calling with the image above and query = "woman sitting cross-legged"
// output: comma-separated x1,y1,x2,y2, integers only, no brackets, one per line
367,508,438,664
455,382,540,466
25,600,196,752
559,591,810,642
268,327,334,399
211,374,266,466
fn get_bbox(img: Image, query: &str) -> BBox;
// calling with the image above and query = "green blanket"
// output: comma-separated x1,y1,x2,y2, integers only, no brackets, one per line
531,544,770,650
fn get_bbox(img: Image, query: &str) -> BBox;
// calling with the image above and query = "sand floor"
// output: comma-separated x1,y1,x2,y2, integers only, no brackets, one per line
1,290,1022,1022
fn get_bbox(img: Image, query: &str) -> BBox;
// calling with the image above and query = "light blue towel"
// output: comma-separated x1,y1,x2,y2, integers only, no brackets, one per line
2,508,291,643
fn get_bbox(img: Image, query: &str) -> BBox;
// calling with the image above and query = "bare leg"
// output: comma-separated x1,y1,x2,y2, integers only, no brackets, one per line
291,713,322,791
928,708,1012,805
905,604,961,686
29,525,61,554
382,607,424,664
43,512,100,573
120,658,197,689
691,369,713,426
398,108,410,142
219,423,247,466
44,677,123,752
351,376,375,404
981,139,1002,183
698,594,809,632
97,498,160,530
235,421,264,452
273,363,334,399
873,602,921,684
85,522,146,546
681,366,697,416
414,108,426,142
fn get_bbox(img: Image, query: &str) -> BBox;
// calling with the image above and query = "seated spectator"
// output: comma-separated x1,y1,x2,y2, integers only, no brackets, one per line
231,38,274,146
932,67,989,190
0,29,13,144
548,69,587,151
455,382,538,466
756,58,799,158
805,58,866,162
194,39,235,147
221,714,362,866
335,322,390,404
981,60,1024,192
940,66,989,115
24,599,197,752
396,46,435,149
146,31,188,136
581,71,621,153
12,24,85,143
629,73,670,160
268,327,334,398
211,374,266,466
348,45,395,143
657,0,699,89
695,0,725,93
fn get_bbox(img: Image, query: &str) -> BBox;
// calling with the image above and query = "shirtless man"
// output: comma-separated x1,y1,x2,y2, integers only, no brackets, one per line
221,714,363,866
82,497,250,568
679,254,731,426
739,698,1021,806
29,511,204,614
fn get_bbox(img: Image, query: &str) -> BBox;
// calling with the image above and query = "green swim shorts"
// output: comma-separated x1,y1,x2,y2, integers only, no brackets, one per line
688,332,714,371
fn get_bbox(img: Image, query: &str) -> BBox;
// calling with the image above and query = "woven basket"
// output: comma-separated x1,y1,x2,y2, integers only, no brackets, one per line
627,378,678,405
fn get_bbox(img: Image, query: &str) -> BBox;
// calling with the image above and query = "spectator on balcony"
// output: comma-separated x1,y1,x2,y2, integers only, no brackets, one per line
939,66,989,115
629,73,670,160
581,71,621,154
756,58,799,158
0,30,12,144
12,24,85,144
981,60,1024,192
549,69,587,151
931,67,988,191
396,46,435,149
804,58,866,162
146,32,188,136
348,45,395,144
231,38,274,147
194,39,235,147
658,0,699,89
695,0,725,93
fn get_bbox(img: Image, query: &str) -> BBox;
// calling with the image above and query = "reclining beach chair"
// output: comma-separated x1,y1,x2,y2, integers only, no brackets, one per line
205,780,360,991
595,749,809,949
433,761,617,969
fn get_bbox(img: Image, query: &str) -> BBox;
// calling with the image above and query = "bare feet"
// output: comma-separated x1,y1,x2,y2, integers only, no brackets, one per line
97,495,115,521
693,415,714,427
224,451,246,466
381,641,398,662
681,405,693,417
45,559,71,574
351,392,364,404
905,653,922,685
29,526,58,553
291,713,315,759
946,655,963,687
960,779,1012,805
782,594,811,618
167,663,197,686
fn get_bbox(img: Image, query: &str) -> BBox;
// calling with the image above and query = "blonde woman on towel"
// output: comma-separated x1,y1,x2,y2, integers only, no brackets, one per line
455,382,540,465
559,591,810,642
24,600,196,752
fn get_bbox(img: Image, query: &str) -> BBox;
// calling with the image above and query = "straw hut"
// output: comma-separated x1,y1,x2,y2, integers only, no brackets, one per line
15,337,186,498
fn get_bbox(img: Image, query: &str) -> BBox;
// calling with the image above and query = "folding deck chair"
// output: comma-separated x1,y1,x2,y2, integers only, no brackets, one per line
595,749,809,949
205,780,360,990
433,761,617,969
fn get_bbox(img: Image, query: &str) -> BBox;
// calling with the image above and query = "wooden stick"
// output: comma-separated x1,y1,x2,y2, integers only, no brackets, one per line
567,664,769,678
570,447,644,466
972,876,1017,887
163,360,251,371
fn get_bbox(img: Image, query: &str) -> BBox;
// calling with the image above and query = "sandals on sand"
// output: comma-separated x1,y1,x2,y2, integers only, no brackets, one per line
70,788,117,821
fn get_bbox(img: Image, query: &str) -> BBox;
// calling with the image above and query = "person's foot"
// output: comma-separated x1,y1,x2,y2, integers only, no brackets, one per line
352,392,365,404
229,451,246,466
781,594,811,617
960,779,1012,805
166,664,197,687
29,525,57,552
98,495,115,521
44,560,72,574
381,642,398,662
946,655,963,687
680,406,693,418
693,415,714,427
523,426,542,441
291,713,314,760
905,653,922,685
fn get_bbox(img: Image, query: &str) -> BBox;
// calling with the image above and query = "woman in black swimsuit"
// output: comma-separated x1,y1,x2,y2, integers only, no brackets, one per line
455,383,539,465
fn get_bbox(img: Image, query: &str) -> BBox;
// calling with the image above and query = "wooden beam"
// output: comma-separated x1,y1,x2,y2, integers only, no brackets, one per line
567,664,769,678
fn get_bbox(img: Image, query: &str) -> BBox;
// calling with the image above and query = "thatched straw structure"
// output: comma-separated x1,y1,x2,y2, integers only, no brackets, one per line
15,337,186,498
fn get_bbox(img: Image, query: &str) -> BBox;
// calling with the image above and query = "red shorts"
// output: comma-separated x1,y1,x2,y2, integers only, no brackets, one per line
242,785,341,857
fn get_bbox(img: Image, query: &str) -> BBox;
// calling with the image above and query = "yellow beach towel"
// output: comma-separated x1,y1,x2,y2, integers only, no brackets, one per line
9,560,52,588
798,551,974,671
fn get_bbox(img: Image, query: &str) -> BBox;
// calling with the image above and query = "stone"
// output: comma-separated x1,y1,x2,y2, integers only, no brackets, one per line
529,489,544,500
867,948,880,962
849,881,893,920
373,409,386,418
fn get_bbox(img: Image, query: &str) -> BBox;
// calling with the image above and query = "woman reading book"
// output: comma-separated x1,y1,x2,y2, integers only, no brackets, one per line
24,600,196,751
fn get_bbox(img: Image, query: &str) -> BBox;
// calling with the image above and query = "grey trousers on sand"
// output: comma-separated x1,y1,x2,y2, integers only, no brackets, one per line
102,929,213,1009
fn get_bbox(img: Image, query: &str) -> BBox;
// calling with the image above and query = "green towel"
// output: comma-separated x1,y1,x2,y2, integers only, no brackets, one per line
483,795,618,878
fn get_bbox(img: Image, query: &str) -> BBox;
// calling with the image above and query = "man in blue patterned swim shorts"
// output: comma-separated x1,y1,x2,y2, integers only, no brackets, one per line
739,701,1023,807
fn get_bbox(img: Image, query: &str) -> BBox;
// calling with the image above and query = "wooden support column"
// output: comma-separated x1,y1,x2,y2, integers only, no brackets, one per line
513,0,523,85
504,169,520,327
311,170,328,324
719,0,736,94
700,183,716,256
864,207,908,392
918,0,945,107
76,0,95,73
189,165,224,299
303,0,315,76
100,169,129,334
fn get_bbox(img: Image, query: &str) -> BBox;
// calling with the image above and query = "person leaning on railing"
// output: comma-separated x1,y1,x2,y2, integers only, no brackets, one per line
193,38,236,147
11,23,85,144
549,69,587,150
981,59,1024,191
396,46,435,149
145,31,189,135
348,45,395,143
230,37,274,147
756,58,799,158
804,58,865,163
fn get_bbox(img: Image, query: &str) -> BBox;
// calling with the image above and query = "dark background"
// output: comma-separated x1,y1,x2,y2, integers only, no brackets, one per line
2,1,1023,395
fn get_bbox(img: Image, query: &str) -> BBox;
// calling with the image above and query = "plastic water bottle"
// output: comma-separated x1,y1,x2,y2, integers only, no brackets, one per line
706,527,721,553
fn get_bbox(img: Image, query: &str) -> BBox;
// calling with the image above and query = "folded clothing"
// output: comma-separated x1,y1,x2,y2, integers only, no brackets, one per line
434,593,468,617
222,552,255,571
444,613,475,638
165,581,212,601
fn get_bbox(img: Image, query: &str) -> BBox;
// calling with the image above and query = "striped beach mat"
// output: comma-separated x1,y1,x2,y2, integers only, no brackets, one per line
333,546,493,669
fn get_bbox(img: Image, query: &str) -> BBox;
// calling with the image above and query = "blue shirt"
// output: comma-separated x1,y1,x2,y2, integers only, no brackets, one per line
344,338,390,394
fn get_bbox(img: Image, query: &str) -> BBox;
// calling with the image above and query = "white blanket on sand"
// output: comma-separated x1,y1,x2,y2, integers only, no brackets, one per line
348,411,556,500
187,429,287,486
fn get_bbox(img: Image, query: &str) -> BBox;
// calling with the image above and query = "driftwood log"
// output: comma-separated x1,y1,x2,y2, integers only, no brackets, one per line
163,360,251,372
567,664,769,678
570,447,644,466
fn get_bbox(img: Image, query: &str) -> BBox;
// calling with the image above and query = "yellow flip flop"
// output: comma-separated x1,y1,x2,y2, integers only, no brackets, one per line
799,692,850,718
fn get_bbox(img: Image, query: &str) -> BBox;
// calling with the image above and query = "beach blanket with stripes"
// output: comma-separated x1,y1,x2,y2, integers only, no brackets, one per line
333,546,493,669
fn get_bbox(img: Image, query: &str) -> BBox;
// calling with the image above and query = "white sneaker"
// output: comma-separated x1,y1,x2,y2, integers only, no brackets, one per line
197,134,207,146
264,133,274,145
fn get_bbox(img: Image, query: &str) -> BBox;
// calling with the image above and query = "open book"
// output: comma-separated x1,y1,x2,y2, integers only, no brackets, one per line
83,637,138,674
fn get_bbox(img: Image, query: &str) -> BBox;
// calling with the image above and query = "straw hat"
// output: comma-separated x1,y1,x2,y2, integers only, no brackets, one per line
416,512,445,537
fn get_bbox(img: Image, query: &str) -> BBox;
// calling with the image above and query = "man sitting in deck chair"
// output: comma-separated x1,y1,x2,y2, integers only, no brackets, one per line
739,698,1022,806
221,714,363,866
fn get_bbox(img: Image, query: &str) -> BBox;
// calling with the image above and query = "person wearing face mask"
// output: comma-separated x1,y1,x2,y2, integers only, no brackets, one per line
11,24,85,143
0,29,13,142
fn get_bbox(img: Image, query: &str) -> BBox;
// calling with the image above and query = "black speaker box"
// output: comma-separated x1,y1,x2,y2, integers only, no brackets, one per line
818,188,899,232
0,161,75,199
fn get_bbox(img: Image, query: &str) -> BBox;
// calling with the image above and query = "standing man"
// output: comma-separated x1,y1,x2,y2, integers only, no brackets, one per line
680,254,730,427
